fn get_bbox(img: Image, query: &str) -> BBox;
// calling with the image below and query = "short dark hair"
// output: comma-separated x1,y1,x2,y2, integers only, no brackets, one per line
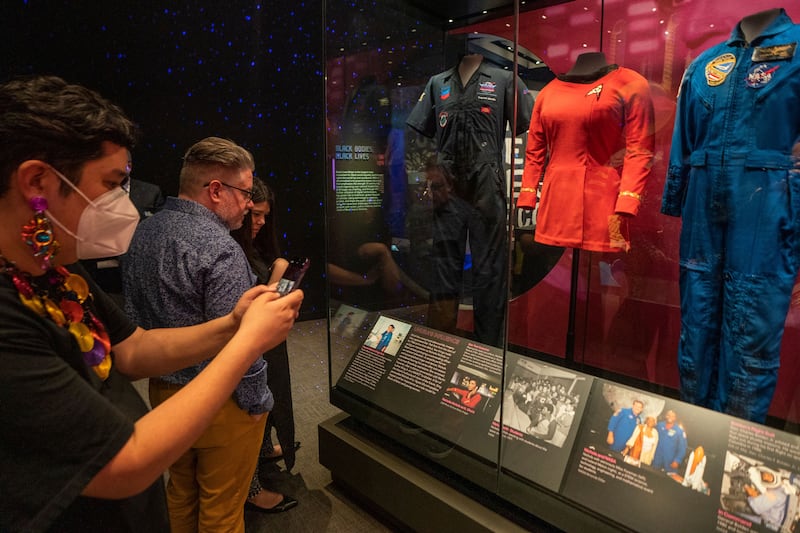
178,137,255,193
0,75,137,197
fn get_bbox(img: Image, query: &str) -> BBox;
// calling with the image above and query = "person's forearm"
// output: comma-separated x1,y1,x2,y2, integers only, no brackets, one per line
83,288,302,499
327,263,375,286
114,316,238,380
268,258,289,285
82,332,260,498
114,284,277,380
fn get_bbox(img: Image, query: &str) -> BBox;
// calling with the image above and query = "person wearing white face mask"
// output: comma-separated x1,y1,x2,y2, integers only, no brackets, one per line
0,75,303,532
43,164,141,259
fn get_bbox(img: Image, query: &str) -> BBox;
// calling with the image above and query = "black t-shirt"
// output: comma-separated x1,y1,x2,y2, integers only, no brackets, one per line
0,263,168,532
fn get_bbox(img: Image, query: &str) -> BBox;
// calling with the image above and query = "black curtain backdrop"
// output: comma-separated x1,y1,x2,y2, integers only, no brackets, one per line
1,1,326,319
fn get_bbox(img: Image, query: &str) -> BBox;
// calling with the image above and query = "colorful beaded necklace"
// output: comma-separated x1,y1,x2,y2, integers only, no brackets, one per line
0,254,112,379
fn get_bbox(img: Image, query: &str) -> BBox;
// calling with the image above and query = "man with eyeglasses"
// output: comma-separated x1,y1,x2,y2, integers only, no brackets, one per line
122,137,274,532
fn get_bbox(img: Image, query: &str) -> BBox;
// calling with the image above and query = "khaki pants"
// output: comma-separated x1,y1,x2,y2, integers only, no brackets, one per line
149,379,267,533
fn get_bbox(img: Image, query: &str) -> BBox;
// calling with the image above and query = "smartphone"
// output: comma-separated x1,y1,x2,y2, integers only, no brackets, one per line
276,257,310,296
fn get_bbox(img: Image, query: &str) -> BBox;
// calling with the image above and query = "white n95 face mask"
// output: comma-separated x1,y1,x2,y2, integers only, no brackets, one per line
45,166,141,259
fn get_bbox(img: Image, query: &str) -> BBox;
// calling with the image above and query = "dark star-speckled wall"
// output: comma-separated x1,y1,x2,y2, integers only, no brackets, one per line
1,1,326,318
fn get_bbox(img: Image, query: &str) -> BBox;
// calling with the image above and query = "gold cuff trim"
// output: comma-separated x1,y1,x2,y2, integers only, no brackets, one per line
520,187,537,193
619,191,643,201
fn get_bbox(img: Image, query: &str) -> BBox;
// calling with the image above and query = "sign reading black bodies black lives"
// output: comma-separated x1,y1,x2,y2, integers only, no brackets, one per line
334,144,375,160
333,143,383,213
561,379,800,533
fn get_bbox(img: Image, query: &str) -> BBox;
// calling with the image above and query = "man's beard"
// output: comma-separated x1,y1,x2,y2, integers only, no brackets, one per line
218,201,245,230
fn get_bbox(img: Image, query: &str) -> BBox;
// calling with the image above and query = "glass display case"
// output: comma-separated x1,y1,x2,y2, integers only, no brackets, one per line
322,1,800,530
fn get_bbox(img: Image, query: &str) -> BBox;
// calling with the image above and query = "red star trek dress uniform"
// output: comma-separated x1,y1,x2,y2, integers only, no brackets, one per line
518,66,655,252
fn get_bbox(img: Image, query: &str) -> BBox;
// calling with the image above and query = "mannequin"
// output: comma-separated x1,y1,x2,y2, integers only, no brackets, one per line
661,8,800,423
562,52,614,80
407,55,534,347
458,53,484,86
739,8,781,42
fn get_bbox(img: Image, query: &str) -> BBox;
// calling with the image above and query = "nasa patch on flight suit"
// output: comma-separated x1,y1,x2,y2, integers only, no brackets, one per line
705,53,736,86
751,43,796,62
746,63,780,88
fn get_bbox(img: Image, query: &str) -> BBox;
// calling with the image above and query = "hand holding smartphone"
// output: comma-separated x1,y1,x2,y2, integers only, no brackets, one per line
276,257,310,296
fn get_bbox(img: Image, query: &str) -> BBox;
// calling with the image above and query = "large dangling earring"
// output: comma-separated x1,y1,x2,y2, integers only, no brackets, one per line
21,197,59,270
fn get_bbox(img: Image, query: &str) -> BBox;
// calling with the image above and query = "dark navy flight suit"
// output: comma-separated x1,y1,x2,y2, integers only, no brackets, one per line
662,9,800,422
407,56,533,347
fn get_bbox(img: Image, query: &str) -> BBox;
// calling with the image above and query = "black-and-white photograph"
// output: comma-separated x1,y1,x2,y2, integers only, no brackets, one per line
494,353,594,492
501,358,586,447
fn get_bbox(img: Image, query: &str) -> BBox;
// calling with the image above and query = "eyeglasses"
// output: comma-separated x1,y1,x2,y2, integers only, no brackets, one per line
204,180,254,201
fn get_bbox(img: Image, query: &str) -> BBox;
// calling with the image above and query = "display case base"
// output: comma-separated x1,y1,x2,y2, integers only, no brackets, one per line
319,412,553,533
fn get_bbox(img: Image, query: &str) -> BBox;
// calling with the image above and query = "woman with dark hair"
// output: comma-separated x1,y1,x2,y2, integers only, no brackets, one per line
233,179,286,283
231,177,299,513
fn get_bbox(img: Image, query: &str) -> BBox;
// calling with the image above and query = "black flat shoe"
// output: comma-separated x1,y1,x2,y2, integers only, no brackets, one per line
245,494,298,514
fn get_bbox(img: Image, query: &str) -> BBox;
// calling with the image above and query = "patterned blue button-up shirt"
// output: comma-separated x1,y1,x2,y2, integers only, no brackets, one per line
122,196,272,412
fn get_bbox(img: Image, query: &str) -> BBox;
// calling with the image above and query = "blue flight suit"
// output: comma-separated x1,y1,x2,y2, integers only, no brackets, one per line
661,9,800,422
607,407,641,452
651,422,687,474
376,330,393,351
